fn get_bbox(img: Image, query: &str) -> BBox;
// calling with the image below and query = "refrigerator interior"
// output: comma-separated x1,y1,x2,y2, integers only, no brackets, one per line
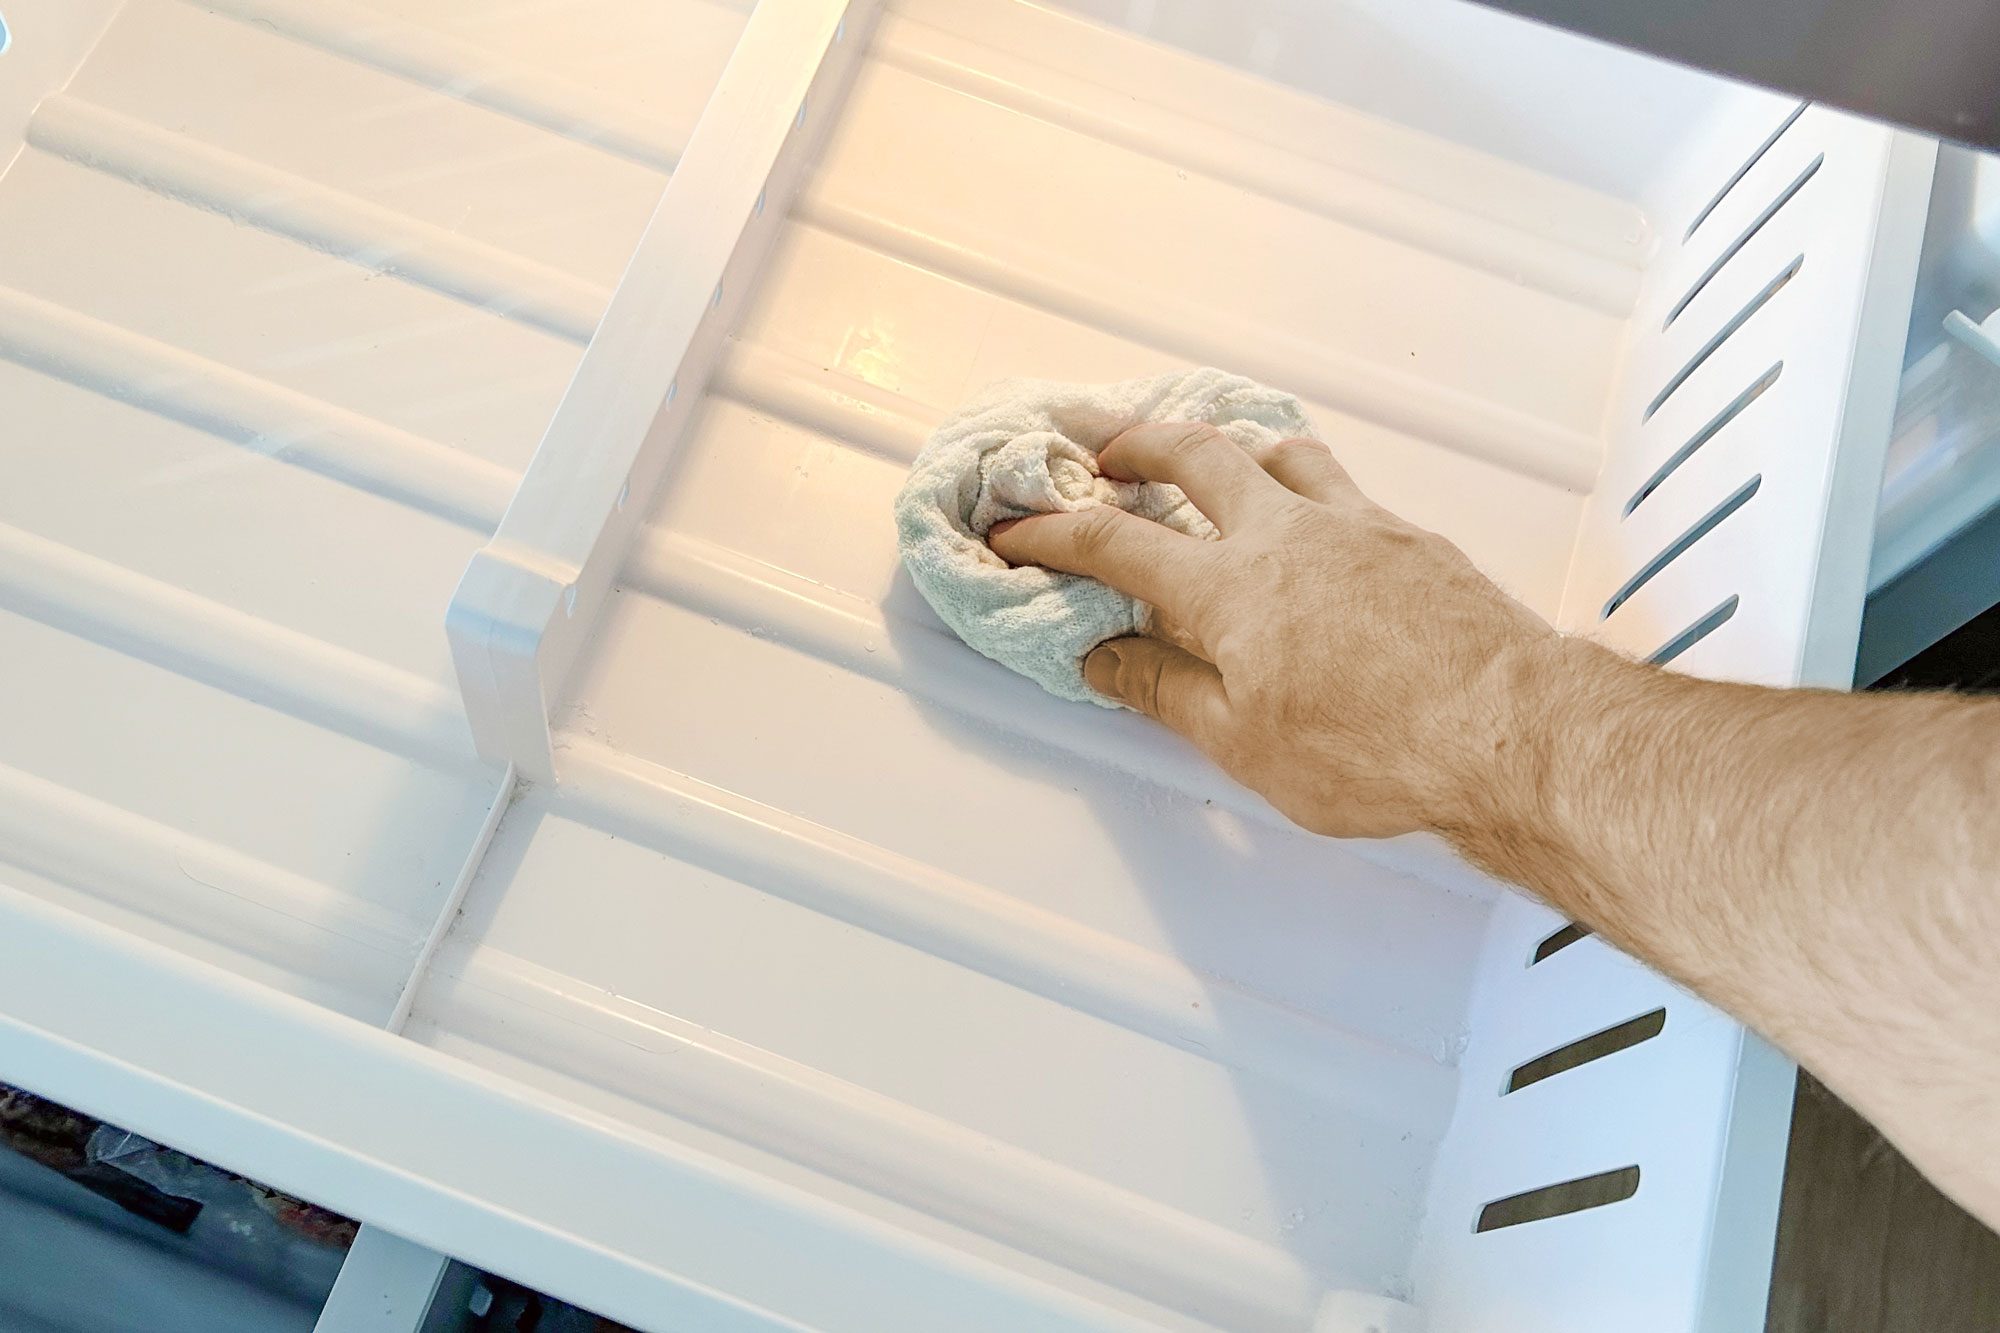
0,0,1935,1329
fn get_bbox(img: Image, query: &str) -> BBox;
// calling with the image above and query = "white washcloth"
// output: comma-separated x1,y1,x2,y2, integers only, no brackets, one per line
893,368,1318,704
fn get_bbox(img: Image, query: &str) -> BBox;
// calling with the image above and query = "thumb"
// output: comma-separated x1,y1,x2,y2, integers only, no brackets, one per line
1086,636,1231,749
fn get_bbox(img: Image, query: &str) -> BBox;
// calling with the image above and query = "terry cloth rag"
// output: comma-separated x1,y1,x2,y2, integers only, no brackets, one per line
893,368,1318,705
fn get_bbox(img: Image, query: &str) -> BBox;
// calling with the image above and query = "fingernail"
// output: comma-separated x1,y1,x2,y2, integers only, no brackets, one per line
1084,641,1125,700
988,518,1022,539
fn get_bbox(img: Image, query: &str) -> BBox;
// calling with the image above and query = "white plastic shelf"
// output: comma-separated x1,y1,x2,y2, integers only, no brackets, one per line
0,1,1935,1330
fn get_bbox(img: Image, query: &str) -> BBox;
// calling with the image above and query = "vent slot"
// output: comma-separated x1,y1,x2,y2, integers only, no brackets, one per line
1649,595,1741,666
1685,102,1808,241
1603,475,1762,620
1506,1009,1667,1093
1530,923,1591,965
1645,257,1801,423
1666,155,1822,330
1627,364,1782,516
1476,1167,1641,1233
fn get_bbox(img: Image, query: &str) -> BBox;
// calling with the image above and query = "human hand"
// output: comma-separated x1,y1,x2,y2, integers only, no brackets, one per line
988,423,1563,839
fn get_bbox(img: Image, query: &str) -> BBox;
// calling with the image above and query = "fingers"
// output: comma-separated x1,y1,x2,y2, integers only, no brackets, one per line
1247,436,1360,504
1097,422,1279,532
1085,637,1231,748
1143,605,1209,660
989,508,1212,625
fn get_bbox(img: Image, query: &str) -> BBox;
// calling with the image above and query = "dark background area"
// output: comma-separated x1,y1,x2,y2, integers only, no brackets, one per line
1465,0,2000,153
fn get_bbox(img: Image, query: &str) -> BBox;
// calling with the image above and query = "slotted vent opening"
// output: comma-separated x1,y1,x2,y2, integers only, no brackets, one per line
1646,257,1802,423
1627,364,1782,516
1476,1167,1641,1233
1506,1009,1667,1093
1667,155,1822,330
1686,102,1808,241
1530,923,1591,965
1604,475,1762,619
1650,595,1741,666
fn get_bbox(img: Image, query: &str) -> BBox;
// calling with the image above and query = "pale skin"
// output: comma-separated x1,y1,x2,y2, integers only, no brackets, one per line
989,421,2000,1231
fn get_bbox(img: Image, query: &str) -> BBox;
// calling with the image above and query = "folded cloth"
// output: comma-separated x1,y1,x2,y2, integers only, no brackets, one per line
893,368,1318,705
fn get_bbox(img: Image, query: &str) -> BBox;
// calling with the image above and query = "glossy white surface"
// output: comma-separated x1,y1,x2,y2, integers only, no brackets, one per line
0,0,1933,1329
0,0,736,1020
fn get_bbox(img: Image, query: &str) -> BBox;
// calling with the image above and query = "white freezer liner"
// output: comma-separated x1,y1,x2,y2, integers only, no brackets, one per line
0,0,1934,1329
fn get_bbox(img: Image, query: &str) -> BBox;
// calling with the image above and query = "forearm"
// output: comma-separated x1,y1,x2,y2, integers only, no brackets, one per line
1448,636,2000,1221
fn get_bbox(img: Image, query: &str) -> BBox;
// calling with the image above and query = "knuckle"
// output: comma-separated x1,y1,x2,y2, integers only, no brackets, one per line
1158,422,1225,467
1362,512,1427,552
1124,652,1170,714
1418,529,1465,565
1068,506,1125,561
1272,436,1330,460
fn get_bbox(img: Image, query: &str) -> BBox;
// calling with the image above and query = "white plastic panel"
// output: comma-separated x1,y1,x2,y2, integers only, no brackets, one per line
0,0,740,1014
712,226,1591,616
1561,105,1936,690
445,0,862,781
0,1,1935,1331
316,1226,471,1333
1037,0,1763,213
1416,103,1932,1333
408,0,1645,1319
0,881,1210,1333
799,50,1620,466
1411,893,1797,1333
